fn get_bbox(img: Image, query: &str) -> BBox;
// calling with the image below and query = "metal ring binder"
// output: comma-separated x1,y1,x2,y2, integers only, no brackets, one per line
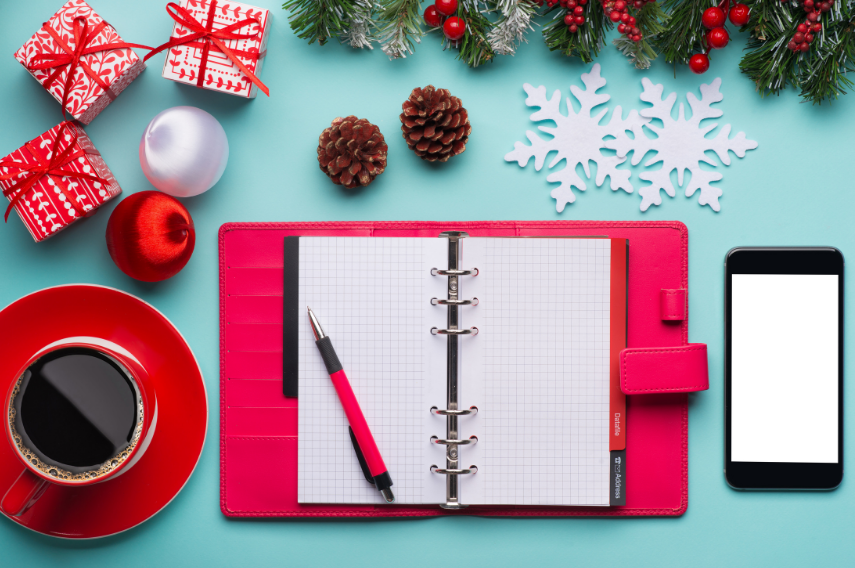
430,436,478,445
430,466,478,475
431,298,479,306
430,406,478,416
431,327,478,336
431,268,479,277
429,231,480,509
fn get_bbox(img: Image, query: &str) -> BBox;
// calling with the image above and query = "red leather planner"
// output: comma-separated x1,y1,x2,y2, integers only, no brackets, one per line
220,221,709,517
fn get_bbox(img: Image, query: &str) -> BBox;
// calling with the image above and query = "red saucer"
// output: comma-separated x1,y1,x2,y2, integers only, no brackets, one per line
0,285,207,539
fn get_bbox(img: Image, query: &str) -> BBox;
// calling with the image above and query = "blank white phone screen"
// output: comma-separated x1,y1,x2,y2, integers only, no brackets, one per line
731,274,839,463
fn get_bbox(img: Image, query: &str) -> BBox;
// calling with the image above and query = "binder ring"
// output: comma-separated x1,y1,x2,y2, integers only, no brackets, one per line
430,436,478,446
431,465,478,475
431,268,479,277
431,297,479,306
431,327,478,336
430,406,478,416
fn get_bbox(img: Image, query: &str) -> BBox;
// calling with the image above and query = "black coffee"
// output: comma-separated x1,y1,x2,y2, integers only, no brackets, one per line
12,348,140,475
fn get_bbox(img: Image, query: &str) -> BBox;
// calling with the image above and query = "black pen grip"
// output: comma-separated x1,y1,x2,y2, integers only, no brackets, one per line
315,336,342,374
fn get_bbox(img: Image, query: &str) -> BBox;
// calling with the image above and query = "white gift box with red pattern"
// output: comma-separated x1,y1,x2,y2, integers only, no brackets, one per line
159,0,270,98
13,0,146,125
0,122,122,243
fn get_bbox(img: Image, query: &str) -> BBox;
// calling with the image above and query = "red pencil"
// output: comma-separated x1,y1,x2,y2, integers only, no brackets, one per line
307,307,394,503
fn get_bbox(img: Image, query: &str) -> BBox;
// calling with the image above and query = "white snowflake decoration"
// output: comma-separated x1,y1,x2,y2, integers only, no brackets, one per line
608,78,758,212
504,64,647,212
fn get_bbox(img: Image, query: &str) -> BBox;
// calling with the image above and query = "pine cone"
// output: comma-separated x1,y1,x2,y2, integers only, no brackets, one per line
400,86,471,162
317,116,388,189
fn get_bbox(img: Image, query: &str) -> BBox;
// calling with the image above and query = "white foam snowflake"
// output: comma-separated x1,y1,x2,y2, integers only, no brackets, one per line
608,78,758,212
504,64,647,212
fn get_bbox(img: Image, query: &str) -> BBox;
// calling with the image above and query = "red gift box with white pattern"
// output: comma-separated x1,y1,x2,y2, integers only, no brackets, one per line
13,0,146,125
160,0,270,98
0,122,122,243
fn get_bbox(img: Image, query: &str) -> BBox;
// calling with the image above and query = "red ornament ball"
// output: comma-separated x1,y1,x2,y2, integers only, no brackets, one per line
728,3,750,26
106,191,196,282
689,53,710,74
443,16,466,41
435,0,458,16
702,7,726,29
424,5,442,27
708,27,730,49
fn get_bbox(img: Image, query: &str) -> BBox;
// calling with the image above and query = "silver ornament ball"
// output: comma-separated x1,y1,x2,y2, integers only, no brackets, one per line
139,106,229,198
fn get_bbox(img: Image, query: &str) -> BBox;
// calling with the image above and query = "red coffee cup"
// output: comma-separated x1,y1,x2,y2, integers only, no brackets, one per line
1,337,157,516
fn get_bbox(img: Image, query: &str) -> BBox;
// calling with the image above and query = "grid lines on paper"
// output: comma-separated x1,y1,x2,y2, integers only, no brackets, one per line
481,239,611,506
297,238,426,504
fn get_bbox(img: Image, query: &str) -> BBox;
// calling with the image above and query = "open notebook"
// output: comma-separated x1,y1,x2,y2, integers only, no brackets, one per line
290,236,626,507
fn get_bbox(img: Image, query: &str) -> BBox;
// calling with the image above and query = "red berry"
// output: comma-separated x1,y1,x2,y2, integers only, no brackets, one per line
797,23,808,33
569,24,578,32
799,42,810,52
567,0,577,6
618,23,626,33
702,7,726,29
787,40,797,51
812,23,822,32
794,32,805,43
708,27,729,49
689,53,710,74
423,5,442,27
578,0,587,4
614,0,626,10
805,33,814,42
575,15,585,24
443,16,465,41
565,14,575,25
807,12,818,22
804,0,814,8
574,6,584,15
610,10,621,22
820,2,831,12
621,13,630,22
435,0,458,16
728,4,750,26
628,16,636,25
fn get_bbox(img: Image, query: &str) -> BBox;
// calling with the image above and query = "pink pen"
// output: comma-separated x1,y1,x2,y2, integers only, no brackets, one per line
307,307,395,503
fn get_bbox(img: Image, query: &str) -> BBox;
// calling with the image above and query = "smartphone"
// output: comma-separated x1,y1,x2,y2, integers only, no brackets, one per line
725,248,844,490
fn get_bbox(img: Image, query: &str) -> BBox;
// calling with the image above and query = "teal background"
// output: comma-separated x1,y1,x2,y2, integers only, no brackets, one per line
1,0,852,565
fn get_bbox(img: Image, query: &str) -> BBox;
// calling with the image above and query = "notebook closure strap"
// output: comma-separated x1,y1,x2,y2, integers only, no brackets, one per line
619,344,709,395
660,289,687,321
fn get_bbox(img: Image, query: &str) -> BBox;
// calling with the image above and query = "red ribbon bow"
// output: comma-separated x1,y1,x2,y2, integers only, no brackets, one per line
0,122,108,223
144,1,269,96
26,17,152,119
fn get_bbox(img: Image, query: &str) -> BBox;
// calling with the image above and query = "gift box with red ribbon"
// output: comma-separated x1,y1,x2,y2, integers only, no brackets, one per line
14,0,148,125
0,121,122,243
149,0,270,98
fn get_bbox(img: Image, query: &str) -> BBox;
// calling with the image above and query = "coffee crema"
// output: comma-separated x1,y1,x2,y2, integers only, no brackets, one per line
7,349,144,482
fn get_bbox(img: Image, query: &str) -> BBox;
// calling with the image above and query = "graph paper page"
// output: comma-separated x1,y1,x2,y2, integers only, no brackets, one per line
461,238,612,506
297,237,447,505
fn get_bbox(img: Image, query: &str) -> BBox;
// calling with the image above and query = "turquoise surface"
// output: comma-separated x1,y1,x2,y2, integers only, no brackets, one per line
1,1,853,565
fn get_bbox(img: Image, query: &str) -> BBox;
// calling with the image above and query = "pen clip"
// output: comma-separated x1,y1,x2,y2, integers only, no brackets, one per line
348,426,374,485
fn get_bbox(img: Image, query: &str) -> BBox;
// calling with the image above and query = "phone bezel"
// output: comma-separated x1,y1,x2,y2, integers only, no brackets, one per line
725,247,844,490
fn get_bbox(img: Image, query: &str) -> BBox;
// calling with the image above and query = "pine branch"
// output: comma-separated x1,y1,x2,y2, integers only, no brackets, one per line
342,0,377,49
613,1,670,69
488,0,538,56
798,19,855,103
739,1,803,97
656,0,718,65
740,0,855,104
283,0,362,46
542,1,610,62
377,0,424,59
455,0,497,67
